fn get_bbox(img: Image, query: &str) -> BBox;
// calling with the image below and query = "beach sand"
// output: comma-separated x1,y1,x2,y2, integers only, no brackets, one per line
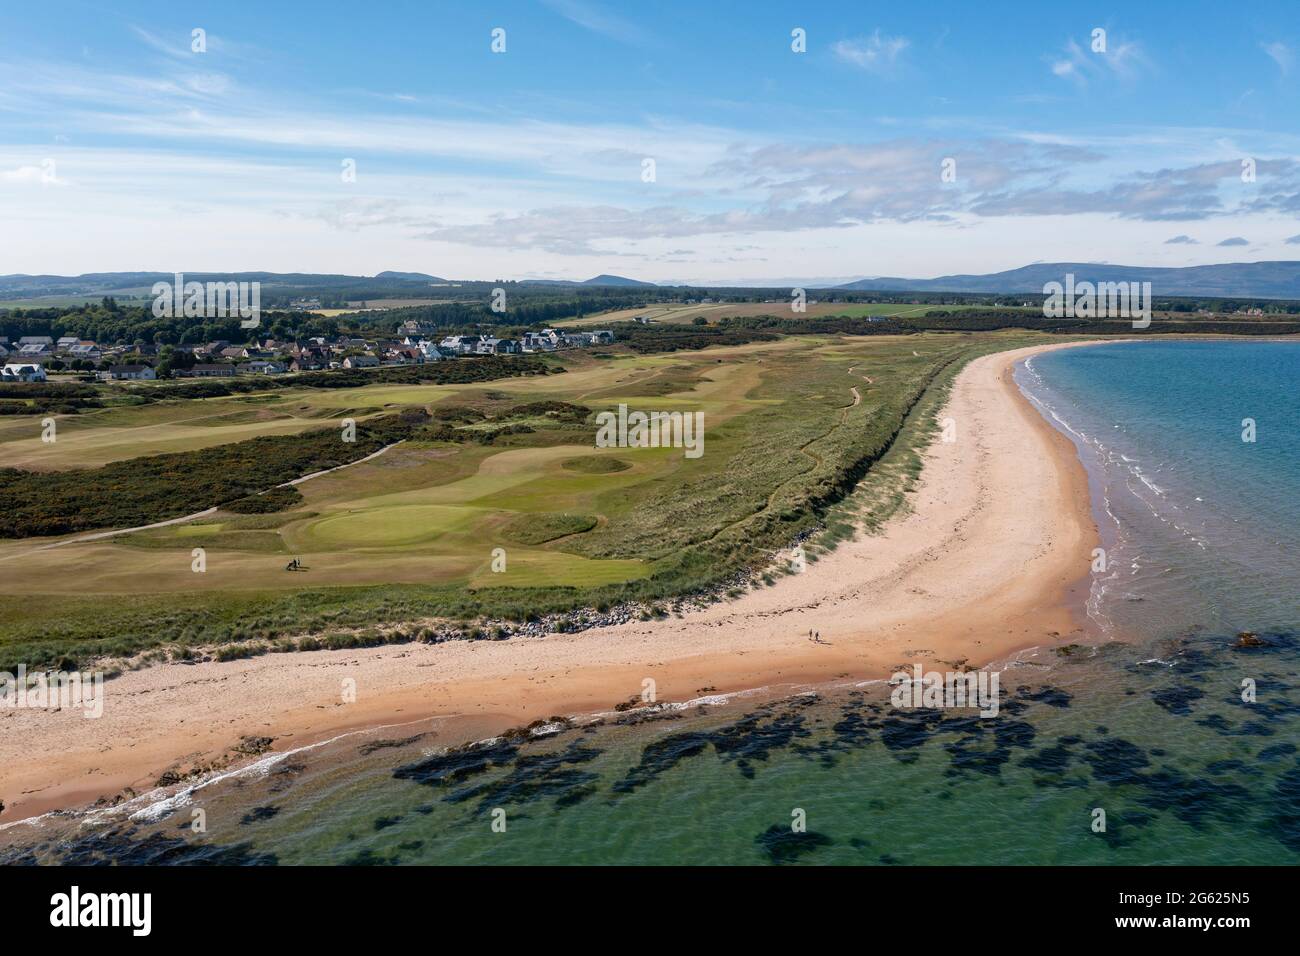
0,341,1100,822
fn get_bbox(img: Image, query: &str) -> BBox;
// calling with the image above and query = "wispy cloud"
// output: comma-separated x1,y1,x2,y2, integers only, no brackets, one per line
129,26,194,59
1217,236,1249,246
0,162,65,186
1261,41,1293,75
1049,34,1150,87
542,0,655,47
1164,234,1198,244
832,31,910,76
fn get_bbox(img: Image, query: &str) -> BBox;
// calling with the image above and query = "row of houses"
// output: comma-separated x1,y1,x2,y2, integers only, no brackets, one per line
1,326,619,383
518,328,616,351
0,335,104,364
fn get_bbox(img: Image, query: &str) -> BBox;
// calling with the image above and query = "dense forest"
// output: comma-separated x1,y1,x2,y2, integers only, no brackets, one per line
0,298,343,345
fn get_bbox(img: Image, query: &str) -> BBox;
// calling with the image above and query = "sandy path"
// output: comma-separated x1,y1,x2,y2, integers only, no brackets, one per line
0,342,1099,822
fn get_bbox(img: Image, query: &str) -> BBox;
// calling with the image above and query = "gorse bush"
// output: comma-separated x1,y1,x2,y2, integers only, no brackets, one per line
0,416,411,537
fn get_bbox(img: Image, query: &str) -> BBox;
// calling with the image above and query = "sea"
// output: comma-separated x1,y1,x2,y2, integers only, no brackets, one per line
4,339,1298,865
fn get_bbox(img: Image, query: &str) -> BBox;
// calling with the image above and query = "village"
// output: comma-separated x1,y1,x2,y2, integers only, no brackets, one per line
0,324,615,383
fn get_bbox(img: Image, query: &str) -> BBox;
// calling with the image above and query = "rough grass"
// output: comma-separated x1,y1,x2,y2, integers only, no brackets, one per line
502,512,598,545
561,456,631,474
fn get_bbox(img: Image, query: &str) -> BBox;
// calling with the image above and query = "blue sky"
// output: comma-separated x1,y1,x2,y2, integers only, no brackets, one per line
2,0,1299,282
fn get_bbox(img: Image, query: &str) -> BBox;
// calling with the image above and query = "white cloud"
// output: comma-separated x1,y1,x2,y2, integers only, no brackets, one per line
0,162,64,185
1049,35,1150,87
832,31,910,76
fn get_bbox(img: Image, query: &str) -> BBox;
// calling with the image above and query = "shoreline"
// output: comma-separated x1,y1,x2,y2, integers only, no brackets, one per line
1,341,1102,825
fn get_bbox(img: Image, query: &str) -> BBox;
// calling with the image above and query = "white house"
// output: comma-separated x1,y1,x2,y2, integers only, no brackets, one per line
98,364,156,381
475,337,521,355
2,363,47,382
439,335,484,355
414,339,452,361
522,330,560,351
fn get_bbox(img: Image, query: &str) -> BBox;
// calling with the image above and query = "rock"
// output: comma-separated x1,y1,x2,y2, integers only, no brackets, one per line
1235,631,1266,648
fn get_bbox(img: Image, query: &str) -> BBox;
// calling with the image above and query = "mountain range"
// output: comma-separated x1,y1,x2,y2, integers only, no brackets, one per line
833,261,1300,298
4,262,1300,301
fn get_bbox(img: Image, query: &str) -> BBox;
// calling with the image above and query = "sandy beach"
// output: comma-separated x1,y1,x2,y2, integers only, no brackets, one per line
0,341,1100,823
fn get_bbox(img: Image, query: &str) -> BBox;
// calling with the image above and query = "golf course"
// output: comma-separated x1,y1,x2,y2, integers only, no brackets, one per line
0,330,1054,669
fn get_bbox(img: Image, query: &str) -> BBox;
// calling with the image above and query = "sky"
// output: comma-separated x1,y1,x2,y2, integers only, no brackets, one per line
2,0,1299,284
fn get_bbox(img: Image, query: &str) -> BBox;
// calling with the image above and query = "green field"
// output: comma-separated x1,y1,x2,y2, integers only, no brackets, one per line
0,330,1059,668
562,299,1035,327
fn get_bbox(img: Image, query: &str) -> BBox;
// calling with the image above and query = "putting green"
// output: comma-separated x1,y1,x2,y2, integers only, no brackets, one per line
295,503,486,549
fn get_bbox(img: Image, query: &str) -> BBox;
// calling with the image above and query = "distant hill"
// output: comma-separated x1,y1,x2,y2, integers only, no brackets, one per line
582,274,655,287
0,270,451,304
834,261,1300,299
374,270,444,282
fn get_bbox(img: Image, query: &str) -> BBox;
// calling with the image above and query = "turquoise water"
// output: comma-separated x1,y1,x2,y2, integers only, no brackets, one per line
5,340,1298,865
1021,340,1300,639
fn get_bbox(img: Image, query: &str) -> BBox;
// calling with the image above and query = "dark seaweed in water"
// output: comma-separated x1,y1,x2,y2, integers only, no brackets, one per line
612,698,815,793
755,824,833,864
943,720,1038,777
611,731,712,795
444,741,602,808
878,707,947,759
1259,743,1298,763
393,739,519,787
1021,743,1075,775
1019,686,1073,708
1083,737,1150,785
1151,685,1205,715
0,826,277,866
1261,762,1300,852
710,698,814,778
1134,767,1253,828
1196,713,1276,737
240,805,280,825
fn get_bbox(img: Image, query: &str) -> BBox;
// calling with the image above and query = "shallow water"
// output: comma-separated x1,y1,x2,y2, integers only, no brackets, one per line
5,340,1299,865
